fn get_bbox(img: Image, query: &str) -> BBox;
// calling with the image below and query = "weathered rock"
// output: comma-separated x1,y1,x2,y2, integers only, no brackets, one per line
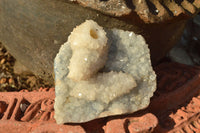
54,27,156,123
168,14,200,65
13,60,33,75
76,0,200,23
1,0,198,84
168,46,194,65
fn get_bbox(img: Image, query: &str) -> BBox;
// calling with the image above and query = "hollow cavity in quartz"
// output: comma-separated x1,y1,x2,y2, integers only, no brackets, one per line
67,20,108,81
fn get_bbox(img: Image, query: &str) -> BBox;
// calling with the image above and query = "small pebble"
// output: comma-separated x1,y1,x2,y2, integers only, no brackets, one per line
0,78,7,84
1,58,5,64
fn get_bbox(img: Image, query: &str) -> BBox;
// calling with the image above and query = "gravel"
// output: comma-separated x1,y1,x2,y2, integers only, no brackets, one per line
0,42,51,92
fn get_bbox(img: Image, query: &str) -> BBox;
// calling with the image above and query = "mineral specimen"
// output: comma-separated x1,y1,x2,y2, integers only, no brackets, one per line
67,20,108,81
69,71,137,104
54,20,156,124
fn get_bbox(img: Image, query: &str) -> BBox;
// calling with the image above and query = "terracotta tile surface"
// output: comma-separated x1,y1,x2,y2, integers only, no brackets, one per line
0,62,200,132
151,62,200,132
128,113,158,133
76,0,200,23
104,119,127,133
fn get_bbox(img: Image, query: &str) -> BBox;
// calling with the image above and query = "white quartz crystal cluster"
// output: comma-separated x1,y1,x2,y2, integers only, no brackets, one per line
54,20,156,124
67,20,108,81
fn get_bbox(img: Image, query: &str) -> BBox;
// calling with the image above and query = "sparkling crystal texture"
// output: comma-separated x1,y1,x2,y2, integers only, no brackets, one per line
54,21,156,124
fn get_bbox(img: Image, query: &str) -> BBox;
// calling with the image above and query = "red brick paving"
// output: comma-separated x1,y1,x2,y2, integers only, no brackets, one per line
0,62,200,132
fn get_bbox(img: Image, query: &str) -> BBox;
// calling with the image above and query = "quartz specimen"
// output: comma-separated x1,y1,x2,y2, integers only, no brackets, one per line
54,20,156,124
67,20,108,81
69,71,137,104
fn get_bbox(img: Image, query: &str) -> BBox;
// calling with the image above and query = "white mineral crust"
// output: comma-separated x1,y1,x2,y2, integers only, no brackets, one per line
67,20,108,81
54,20,156,124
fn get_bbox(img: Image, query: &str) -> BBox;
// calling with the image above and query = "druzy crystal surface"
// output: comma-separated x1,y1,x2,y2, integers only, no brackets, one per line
54,21,156,124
